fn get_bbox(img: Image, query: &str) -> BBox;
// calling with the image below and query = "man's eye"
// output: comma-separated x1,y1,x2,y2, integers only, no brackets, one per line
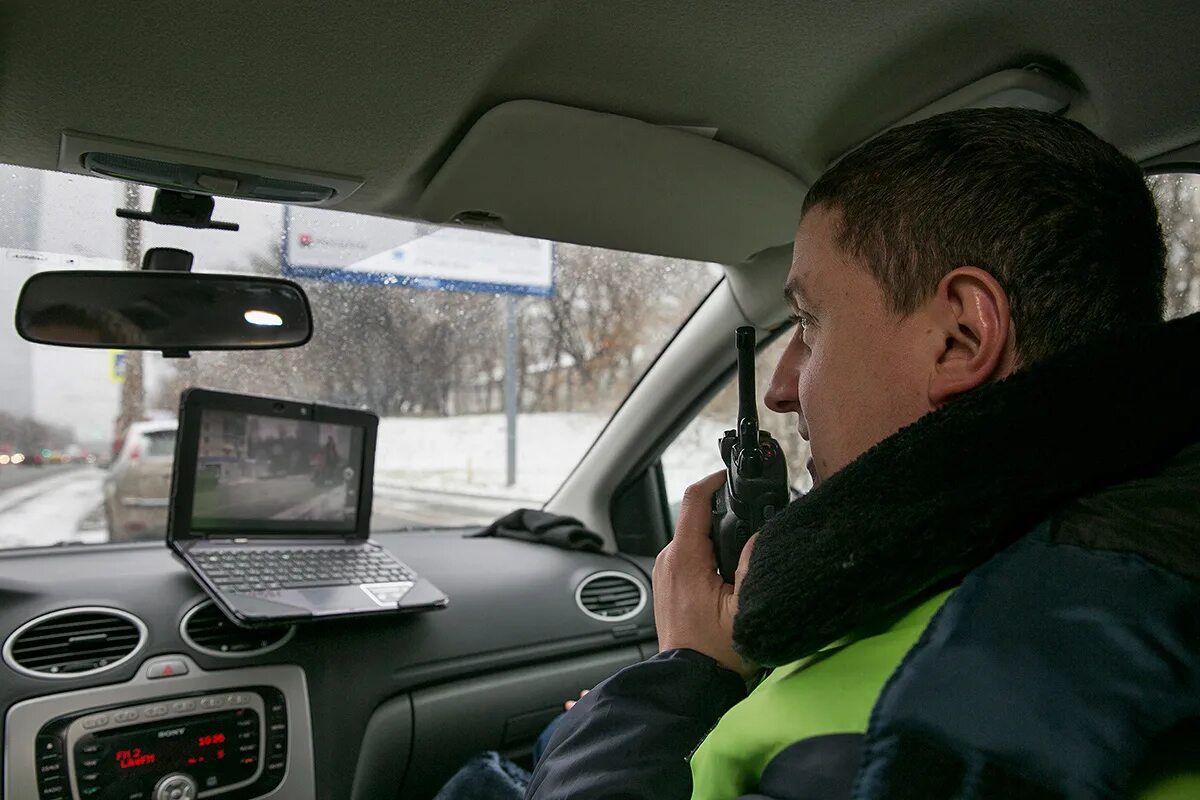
789,312,816,347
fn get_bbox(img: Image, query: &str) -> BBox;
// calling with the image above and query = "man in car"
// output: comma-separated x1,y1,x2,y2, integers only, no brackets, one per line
524,108,1200,798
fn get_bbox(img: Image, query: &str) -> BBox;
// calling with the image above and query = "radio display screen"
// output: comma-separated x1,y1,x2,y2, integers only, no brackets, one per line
75,709,259,798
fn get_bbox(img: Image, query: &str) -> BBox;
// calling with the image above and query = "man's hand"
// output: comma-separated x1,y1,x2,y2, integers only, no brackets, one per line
653,470,758,679
564,690,588,711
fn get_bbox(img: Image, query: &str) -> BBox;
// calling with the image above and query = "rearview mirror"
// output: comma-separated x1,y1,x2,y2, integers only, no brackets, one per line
14,271,312,354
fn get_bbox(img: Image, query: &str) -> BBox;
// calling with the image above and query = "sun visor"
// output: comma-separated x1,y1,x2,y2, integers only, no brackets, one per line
417,101,807,265
726,244,795,329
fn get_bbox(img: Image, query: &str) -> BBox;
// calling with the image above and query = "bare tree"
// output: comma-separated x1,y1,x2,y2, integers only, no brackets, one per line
154,238,721,419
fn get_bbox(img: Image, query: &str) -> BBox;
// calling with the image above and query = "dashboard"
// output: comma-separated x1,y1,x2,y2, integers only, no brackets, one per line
0,531,658,799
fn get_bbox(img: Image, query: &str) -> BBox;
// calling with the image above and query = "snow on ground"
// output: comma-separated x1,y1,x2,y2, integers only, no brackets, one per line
375,412,609,501
0,468,107,548
376,411,726,504
660,416,729,501
369,407,807,514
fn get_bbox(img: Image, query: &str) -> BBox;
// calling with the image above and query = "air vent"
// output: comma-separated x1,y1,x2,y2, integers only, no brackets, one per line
3,607,146,678
575,571,647,623
181,601,294,658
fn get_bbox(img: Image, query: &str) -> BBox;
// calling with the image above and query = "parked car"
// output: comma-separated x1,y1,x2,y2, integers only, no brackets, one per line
102,420,178,543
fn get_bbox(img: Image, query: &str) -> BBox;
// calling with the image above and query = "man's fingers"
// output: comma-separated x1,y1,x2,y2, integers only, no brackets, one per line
564,689,589,711
673,470,727,548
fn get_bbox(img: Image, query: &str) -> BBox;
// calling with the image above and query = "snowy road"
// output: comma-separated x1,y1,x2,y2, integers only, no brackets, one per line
0,466,108,549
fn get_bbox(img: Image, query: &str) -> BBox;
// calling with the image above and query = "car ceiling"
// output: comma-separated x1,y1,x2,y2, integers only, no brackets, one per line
1,0,1198,264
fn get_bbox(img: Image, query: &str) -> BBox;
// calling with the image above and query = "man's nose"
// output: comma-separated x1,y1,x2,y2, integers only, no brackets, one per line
765,338,802,414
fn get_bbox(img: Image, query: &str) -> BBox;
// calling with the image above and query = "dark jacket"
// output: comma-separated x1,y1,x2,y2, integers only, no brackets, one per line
527,315,1200,800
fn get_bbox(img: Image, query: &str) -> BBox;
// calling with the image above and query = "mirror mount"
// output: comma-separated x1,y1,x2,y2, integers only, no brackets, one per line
116,188,240,232
143,249,197,356
141,247,194,273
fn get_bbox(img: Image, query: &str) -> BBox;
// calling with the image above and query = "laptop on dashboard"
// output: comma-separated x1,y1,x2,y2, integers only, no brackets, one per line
168,388,448,627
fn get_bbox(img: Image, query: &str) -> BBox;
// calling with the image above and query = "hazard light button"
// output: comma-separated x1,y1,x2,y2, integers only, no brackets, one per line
146,658,190,679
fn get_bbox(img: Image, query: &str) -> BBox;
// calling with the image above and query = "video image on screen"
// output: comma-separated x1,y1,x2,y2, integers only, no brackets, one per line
192,409,362,528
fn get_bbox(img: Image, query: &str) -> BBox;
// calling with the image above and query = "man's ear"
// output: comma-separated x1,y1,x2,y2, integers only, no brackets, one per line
927,267,1014,406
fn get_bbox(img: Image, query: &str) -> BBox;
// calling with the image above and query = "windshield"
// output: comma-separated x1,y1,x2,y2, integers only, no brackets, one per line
0,165,723,550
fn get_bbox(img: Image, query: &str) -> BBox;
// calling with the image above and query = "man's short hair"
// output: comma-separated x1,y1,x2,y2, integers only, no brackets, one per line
803,107,1166,364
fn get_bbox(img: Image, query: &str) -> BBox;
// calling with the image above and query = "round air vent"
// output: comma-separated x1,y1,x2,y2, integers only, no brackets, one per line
3,607,146,679
181,601,295,658
575,571,647,623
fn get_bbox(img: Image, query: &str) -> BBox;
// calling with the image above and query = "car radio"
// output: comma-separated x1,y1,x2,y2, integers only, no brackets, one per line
33,686,288,800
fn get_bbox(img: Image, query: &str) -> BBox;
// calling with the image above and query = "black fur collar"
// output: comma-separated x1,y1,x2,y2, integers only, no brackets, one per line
734,312,1200,667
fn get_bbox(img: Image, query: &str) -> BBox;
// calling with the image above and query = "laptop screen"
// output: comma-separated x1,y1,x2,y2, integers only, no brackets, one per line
190,408,365,532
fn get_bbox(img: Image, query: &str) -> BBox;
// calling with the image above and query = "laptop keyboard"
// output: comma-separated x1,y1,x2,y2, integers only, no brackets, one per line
195,546,414,593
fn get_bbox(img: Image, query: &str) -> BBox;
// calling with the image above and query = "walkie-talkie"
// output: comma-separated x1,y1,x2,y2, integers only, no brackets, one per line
710,327,789,582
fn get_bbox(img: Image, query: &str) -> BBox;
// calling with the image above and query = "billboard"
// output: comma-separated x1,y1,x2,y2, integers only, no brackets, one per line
281,208,554,297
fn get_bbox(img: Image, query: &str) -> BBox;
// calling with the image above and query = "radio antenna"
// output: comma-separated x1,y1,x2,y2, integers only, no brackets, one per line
734,327,763,477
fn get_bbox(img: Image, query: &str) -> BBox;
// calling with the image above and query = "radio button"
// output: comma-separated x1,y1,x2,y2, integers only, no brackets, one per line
37,756,62,776
36,735,62,756
153,773,197,800
40,780,65,798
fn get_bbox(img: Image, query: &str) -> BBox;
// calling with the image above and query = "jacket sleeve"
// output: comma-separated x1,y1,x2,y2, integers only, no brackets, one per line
525,648,748,800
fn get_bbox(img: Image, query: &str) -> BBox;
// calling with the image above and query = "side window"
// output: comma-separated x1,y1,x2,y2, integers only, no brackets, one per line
660,330,811,522
1147,172,1200,319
